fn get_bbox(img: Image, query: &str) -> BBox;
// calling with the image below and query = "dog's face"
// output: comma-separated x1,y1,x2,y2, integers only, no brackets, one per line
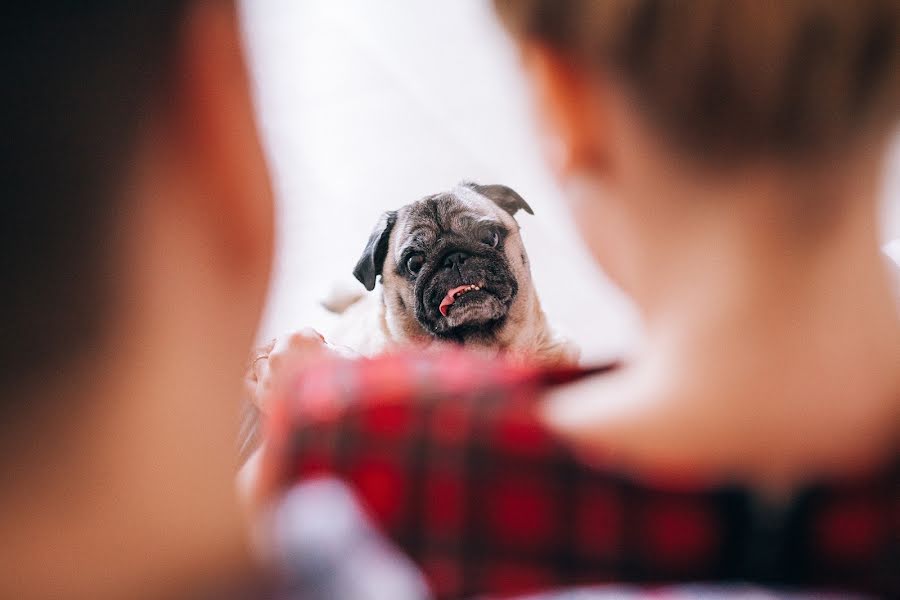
354,183,535,345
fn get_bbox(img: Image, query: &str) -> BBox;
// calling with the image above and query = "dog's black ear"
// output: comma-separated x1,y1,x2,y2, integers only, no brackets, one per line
353,211,397,291
464,182,534,217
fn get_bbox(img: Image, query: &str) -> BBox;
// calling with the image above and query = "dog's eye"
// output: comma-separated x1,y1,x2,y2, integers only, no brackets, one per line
482,230,500,248
406,254,424,275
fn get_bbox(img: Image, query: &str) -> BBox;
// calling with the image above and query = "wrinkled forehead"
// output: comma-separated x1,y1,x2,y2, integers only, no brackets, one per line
395,188,512,247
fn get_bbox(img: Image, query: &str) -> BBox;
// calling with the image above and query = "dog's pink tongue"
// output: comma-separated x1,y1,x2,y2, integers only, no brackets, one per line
439,285,470,317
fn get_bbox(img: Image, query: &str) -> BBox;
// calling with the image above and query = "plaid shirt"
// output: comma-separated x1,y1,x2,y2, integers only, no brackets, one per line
265,351,898,599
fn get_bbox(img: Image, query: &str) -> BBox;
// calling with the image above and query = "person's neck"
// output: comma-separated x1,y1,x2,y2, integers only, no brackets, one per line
548,155,900,493
633,163,900,488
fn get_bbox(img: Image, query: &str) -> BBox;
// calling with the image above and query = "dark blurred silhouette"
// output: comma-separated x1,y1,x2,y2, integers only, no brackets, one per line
1,2,273,599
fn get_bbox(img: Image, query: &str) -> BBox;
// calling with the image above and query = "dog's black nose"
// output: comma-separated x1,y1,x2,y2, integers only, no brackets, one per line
443,251,470,269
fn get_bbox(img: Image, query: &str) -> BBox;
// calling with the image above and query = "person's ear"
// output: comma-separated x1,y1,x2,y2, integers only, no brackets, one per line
172,1,274,279
517,41,610,179
353,212,397,291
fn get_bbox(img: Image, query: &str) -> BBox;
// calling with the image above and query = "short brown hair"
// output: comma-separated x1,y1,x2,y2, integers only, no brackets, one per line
494,0,900,163
1,2,188,415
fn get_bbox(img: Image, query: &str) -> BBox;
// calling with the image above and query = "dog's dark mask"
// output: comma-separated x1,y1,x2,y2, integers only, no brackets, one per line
353,183,533,343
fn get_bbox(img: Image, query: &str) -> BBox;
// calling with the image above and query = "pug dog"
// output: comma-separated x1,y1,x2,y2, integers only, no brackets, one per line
324,182,577,365
241,183,576,457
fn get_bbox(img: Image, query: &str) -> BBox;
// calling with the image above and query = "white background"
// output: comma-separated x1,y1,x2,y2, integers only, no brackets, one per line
241,0,900,363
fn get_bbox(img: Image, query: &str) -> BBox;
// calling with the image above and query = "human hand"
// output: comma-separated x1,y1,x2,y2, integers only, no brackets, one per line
244,328,332,414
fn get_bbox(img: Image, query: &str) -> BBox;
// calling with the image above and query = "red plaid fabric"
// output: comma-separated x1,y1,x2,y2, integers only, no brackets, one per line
266,350,898,599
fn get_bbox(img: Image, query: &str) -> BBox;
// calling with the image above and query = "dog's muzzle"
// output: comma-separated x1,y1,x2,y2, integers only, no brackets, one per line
415,248,517,339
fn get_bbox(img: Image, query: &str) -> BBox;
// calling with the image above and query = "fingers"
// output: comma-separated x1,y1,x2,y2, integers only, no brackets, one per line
294,327,325,343
246,338,277,384
284,328,327,354
248,328,332,413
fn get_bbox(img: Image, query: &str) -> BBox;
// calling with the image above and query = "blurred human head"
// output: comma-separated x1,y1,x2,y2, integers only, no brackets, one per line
494,0,900,298
1,1,273,597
